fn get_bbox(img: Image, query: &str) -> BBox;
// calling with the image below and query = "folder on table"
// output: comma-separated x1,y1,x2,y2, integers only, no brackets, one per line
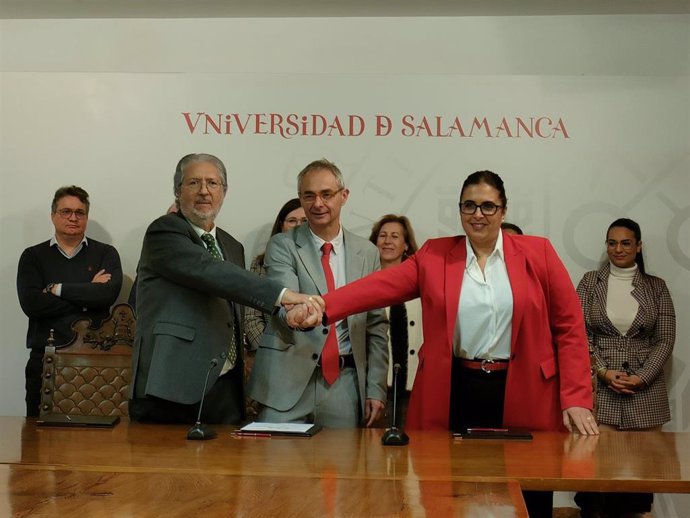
37,414,120,428
453,427,532,440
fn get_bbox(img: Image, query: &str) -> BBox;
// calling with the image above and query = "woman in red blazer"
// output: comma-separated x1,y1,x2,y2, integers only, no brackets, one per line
325,171,597,518
324,171,597,435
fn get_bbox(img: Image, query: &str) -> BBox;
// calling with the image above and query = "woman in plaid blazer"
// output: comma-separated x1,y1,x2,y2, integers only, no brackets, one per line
243,198,306,419
575,218,676,518
244,198,307,350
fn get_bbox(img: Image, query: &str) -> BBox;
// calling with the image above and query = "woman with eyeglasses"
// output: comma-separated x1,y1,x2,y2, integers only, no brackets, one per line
322,170,596,518
242,198,307,419
245,198,307,350
574,218,676,518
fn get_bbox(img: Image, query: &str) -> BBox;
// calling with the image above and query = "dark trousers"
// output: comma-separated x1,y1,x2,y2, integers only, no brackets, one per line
129,366,244,425
450,357,553,518
25,350,44,417
574,491,653,517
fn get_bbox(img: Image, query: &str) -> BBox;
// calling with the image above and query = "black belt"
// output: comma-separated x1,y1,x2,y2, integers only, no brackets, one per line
318,354,355,370
339,354,356,369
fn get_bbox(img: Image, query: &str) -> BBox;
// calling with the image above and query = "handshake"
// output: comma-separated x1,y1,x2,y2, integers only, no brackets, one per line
280,290,326,329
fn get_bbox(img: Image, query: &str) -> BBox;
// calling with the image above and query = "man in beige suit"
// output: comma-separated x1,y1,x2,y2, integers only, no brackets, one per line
248,159,388,428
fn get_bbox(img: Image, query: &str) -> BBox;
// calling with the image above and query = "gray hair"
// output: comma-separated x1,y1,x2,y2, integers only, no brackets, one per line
173,153,228,199
296,159,345,194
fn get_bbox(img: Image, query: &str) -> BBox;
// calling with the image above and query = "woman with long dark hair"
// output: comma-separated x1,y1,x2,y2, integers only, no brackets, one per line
245,198,307,350
575,218,676,518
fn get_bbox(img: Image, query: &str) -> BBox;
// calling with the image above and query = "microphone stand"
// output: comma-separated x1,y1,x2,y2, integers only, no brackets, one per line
382,363,409,446
187,358,219,440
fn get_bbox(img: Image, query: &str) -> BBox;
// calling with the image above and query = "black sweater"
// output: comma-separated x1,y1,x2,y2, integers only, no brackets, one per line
17,238,122,350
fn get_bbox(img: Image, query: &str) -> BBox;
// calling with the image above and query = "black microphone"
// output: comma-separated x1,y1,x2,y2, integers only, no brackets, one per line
382,363,409,446
187,358,219,440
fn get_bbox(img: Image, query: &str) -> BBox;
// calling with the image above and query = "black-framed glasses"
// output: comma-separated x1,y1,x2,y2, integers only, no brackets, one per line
459,201,503,216
54,208,88,220
606,239,636,251
299,188,343,203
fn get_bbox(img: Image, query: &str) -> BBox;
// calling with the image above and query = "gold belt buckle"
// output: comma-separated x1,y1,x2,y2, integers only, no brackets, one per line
481,359,496,373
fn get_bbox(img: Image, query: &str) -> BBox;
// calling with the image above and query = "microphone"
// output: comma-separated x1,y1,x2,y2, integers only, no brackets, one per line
382,363,409,446
187,358,219,441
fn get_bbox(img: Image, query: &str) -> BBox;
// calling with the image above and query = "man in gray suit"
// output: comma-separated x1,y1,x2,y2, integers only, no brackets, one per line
248,159,389,428
130,153,321,424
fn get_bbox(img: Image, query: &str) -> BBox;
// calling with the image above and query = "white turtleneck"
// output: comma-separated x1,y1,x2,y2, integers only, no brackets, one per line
606,263,640,335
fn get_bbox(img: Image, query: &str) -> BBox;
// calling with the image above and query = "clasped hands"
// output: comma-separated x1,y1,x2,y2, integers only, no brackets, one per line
281,290,326,329
601,369,645,394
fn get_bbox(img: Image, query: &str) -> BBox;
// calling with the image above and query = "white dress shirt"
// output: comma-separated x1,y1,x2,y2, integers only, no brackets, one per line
453,231,513,360
309,226,352,355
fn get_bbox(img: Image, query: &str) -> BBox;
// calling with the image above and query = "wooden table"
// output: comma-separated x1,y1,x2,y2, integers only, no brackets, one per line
1,465,527,517
2,417,689,516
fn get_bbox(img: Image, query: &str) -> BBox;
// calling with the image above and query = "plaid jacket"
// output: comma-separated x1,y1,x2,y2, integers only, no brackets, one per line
244,257,268,351
577,264,676,429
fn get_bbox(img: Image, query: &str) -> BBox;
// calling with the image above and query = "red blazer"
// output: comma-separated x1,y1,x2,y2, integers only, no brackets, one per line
325,232,592,431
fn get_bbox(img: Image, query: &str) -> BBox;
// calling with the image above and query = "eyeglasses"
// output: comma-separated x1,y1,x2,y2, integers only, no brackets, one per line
606,239,636,251
54,209,88,220
459,201,503,216
299,188,343,203
182,178,224,192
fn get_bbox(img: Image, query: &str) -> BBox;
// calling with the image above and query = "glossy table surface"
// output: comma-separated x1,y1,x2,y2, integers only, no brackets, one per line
1,417,688,492
1,416,689,517
1,465,527,518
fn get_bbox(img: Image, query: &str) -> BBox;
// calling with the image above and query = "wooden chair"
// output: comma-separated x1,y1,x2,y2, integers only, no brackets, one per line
39,303,136,418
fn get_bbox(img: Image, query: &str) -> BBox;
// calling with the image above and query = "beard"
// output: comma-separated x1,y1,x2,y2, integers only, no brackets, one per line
181,205,220,229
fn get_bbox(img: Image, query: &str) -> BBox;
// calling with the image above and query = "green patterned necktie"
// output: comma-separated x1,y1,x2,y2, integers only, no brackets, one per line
201,233,223,260
200,233,237,368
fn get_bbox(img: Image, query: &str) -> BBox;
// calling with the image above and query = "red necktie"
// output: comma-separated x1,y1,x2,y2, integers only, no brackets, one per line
320,243,340,384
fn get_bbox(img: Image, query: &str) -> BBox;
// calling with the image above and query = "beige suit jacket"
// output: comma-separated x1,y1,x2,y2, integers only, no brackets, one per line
248,223,389,414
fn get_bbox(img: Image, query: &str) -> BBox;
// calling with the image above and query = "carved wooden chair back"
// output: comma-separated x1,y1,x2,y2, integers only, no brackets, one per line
40,303,136,417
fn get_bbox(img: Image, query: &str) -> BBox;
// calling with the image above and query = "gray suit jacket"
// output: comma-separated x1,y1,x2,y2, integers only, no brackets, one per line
248,223,389,414
131,212,283,406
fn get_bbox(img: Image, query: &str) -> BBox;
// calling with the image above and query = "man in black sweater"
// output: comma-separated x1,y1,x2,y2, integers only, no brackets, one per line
17,186,122,416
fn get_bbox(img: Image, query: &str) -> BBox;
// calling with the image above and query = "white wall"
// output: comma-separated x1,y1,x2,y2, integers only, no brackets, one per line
1,14,688,515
